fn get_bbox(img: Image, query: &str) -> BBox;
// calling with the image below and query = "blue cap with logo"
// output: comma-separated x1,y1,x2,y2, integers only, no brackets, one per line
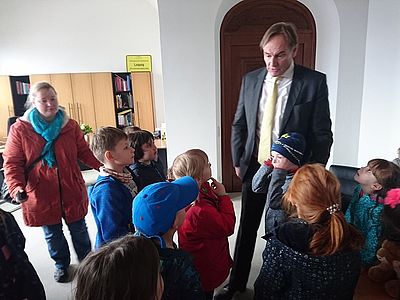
133,176,199,247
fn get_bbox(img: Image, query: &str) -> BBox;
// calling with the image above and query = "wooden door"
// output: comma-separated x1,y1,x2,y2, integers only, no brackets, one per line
0,76,14,138
131,72,155,132
91,73,116,129
71,73,97,130
50,74,75,119
220,0,316,192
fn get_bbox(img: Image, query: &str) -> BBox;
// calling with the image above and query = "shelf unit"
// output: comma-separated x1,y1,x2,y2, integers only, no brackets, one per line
9,76,30,117
112,73,134,129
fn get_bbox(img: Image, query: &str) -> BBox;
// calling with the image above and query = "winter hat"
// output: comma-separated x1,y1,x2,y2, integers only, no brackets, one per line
133,176,199,247
271,132,306,166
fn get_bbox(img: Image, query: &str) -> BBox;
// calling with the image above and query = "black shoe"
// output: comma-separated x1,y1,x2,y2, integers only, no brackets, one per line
54,268,70,283
214,286,246,300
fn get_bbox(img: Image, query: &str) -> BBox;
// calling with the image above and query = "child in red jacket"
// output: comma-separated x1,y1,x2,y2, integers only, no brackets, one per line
172,149,236,300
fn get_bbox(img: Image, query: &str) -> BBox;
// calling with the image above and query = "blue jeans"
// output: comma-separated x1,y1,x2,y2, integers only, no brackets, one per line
42,218,91,270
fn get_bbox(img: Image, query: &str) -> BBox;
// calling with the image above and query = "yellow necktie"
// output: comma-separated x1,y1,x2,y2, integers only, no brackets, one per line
258,77,279,164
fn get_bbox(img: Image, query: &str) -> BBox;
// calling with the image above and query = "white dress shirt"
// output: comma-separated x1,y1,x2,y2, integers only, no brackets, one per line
256,61,295,147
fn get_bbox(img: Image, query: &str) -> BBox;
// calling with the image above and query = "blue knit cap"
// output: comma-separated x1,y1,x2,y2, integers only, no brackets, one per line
271,132,306,166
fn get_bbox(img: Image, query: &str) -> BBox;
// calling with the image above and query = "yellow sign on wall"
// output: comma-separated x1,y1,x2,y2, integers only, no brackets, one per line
126,55,152,72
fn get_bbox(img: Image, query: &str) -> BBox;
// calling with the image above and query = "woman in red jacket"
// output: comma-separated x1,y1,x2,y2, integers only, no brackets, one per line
172,149,236,300
3,82,101,283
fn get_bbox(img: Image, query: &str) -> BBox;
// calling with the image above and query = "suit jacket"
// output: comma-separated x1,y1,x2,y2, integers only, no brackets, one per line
231,65,333,180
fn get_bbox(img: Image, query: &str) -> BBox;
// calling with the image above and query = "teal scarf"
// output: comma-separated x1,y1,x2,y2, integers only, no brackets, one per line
29,108,64,168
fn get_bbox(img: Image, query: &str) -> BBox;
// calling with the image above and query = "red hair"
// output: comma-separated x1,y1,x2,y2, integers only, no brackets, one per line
284,164,363,255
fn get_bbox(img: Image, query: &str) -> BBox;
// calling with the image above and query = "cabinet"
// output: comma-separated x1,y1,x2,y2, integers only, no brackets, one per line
30,73,115,132
111,72,155,132
91,73,115,128
24,71,155,133
112,73,134,130
9,76,30,117
131,72,155,132
0,76,14,138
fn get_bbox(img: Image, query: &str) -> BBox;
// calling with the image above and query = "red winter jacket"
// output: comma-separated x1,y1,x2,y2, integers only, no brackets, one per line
178,182,236,292
3,113,101,226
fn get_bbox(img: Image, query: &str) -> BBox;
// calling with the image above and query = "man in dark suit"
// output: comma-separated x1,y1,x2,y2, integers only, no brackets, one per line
215,22,333,299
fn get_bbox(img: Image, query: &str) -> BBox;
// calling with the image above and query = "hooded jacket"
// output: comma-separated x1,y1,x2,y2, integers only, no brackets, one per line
3,109,101,226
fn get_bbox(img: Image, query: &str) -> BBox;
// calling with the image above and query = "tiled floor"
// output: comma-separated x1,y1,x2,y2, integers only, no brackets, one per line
5,188,393,300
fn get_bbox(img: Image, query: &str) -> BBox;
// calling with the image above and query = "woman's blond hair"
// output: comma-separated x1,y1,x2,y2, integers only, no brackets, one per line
283,164,364,255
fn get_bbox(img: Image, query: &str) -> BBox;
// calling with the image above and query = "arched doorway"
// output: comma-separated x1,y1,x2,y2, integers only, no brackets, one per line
220,0,317,191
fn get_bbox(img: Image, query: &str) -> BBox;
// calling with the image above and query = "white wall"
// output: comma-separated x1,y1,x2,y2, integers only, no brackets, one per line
158,0,224,178
2,0,398,176
158,0,352,179
358,0,400,165
330,0,369,166
0,0,166,126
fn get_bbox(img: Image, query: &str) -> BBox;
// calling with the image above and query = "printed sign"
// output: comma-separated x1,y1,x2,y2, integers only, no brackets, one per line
126,55,152,72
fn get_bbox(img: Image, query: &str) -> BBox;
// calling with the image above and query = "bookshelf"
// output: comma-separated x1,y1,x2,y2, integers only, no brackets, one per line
112,73,134,129
9,76,30,116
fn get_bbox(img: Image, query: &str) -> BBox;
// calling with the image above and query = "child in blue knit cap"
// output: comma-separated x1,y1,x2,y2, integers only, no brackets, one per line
252,132,306,235
133,176,205,300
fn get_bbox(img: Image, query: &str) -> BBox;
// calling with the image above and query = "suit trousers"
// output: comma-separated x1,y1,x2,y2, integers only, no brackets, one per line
228,157,267,291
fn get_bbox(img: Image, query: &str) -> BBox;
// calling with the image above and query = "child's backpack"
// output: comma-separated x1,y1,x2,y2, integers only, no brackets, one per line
0,208,46,300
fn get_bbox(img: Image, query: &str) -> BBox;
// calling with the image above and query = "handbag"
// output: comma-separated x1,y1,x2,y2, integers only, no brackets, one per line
1,151,49,204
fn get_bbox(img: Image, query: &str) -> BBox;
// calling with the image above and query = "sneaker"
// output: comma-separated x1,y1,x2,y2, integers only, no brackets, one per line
54,268,70,283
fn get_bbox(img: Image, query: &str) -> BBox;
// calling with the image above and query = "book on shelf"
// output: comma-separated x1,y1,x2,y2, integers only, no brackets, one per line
117,109,132,115
114,74,131,92
15,81,30,95
117,111,133,127
115,93,133,109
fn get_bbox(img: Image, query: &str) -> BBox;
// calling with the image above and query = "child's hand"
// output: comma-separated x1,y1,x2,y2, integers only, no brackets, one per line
264,156,274,167
209,177,227,196
272,156,298,172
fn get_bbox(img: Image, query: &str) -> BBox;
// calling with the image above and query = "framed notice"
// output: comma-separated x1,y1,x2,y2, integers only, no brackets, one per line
126,55,152,72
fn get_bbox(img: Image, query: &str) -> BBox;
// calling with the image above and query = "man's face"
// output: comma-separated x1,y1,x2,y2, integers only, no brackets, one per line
262,34,297,77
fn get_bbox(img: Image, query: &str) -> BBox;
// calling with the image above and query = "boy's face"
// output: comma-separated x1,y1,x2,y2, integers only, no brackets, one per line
140,139,157,162
271,151,297,170
110,138,135,166
354,164,382,194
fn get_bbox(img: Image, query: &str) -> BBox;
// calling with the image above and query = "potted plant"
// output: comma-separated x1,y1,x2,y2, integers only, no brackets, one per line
80,123,93,143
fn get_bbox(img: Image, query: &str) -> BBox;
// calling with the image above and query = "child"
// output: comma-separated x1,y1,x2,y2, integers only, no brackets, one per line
75,235,164,300
345,159,400,267
171,149,236,300
123,125,142,134
392,147,400,167
0,208,46,300
368,188,400,297
89,127,137,248
254,164,364,299
128,130,166,191
133,176,205,300
252,132,305,234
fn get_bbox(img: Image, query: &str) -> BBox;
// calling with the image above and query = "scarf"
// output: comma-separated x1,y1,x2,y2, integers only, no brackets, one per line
29,108,64,168
99,166,138,197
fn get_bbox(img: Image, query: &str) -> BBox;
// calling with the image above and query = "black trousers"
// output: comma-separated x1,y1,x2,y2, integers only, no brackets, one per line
228,157,267,291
